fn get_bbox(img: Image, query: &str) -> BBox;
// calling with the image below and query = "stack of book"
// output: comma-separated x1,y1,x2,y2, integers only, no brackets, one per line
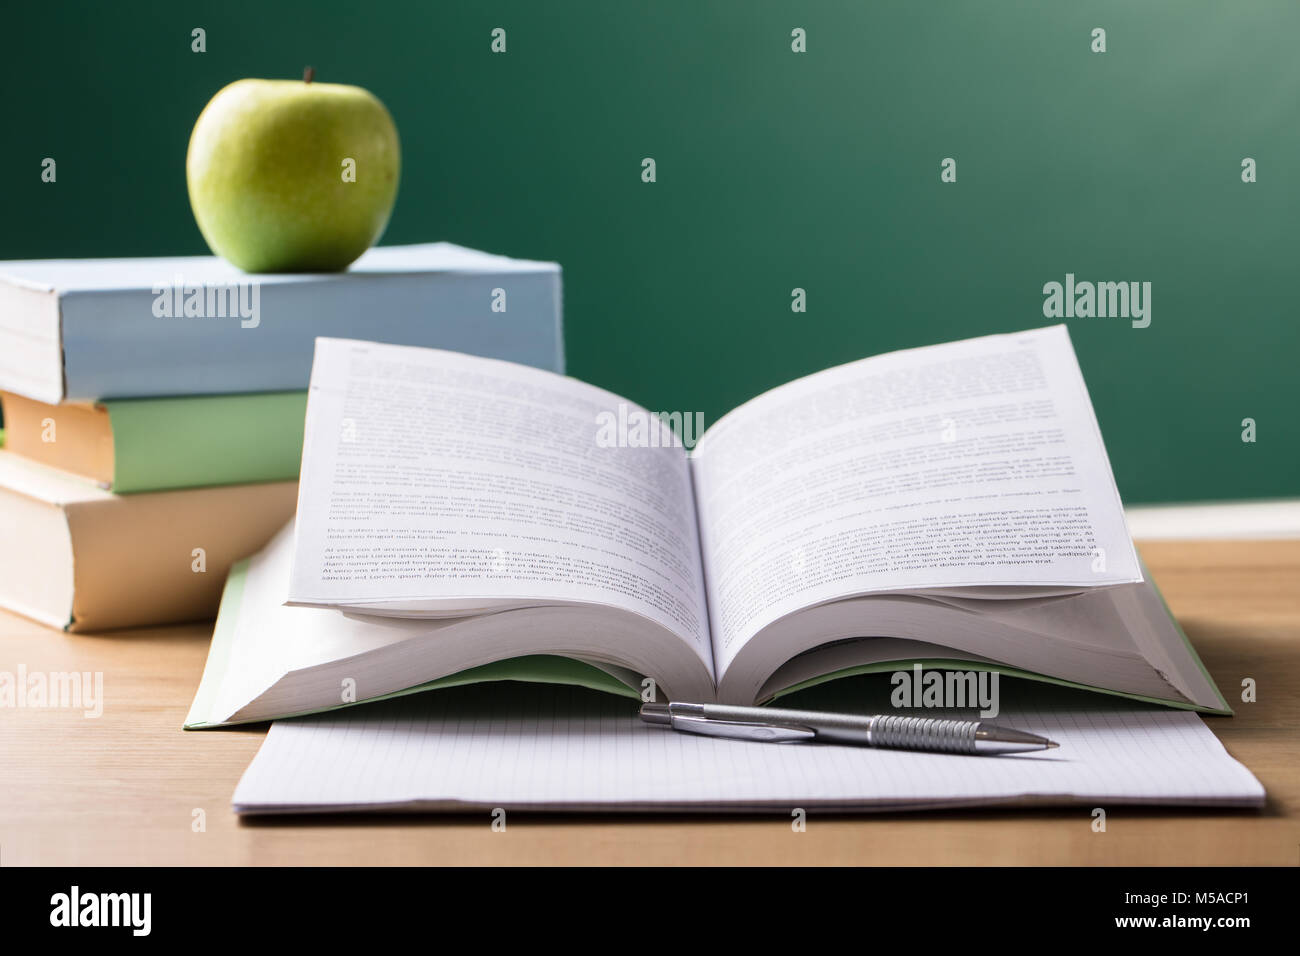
0,242,563,631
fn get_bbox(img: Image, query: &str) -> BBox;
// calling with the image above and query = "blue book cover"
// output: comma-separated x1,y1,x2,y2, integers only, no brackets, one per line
0,242,564,403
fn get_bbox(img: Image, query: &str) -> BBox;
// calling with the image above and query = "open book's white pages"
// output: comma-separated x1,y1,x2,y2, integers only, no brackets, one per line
232,683,1264,813
289,339,713,673
691,325,1141,668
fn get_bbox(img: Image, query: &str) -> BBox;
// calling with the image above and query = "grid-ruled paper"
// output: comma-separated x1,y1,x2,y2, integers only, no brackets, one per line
232,681,1264,813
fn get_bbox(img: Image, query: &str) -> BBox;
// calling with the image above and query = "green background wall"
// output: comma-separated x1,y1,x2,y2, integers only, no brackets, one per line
4,1,1297,503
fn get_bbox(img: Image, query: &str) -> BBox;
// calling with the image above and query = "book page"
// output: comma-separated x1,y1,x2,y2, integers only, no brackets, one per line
690,326,1141,671
289,338,712,670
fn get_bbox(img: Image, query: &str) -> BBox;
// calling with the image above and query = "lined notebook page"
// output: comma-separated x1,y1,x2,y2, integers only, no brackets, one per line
232,681,1264,813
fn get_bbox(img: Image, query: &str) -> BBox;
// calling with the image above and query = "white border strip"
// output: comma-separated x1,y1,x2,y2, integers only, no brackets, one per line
1125,499,1300,540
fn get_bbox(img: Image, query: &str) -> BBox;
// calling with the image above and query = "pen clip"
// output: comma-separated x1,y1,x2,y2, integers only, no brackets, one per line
670,715,817,743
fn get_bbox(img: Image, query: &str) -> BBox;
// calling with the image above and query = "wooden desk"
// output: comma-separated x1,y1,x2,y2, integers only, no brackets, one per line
2,540,1297,866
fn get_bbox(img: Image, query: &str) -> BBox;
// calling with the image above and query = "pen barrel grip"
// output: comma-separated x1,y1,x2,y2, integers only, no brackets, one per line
865,715,979,754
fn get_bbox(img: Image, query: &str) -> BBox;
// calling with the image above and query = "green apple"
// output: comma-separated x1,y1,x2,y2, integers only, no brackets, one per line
186,72,400,272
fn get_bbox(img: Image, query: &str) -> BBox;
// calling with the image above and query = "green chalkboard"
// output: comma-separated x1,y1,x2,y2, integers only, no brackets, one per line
3,1,1296,503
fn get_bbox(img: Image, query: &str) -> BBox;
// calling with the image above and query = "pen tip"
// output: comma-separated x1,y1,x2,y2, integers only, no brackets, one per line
1045,740,1060,749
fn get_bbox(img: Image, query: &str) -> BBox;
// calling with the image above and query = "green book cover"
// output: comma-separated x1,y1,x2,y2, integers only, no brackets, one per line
107,391,307,493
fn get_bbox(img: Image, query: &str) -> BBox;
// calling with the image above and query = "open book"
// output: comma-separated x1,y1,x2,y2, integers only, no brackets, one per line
186,326,1229,728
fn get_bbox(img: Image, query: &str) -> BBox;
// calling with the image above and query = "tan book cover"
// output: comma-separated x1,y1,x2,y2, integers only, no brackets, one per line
0,450,297,631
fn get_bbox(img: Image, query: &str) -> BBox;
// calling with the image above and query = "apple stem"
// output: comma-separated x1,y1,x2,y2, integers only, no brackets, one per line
303,66,314,84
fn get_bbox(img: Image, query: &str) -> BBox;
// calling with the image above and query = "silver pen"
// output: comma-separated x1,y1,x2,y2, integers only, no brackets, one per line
640,702,1058,756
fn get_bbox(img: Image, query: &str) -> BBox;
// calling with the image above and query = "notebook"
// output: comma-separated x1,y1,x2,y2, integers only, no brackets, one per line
231,681,1264,814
